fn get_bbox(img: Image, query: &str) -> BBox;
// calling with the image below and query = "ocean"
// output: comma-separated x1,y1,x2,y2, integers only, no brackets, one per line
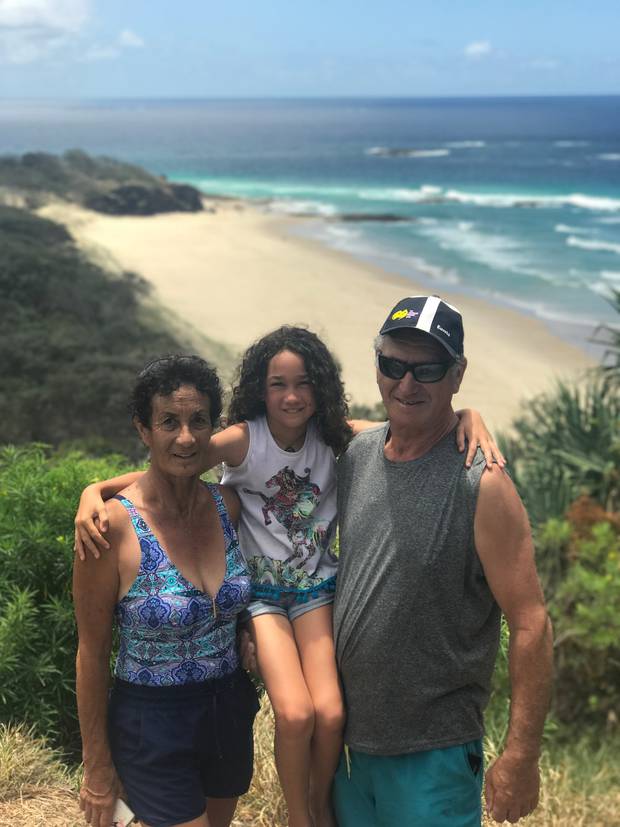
1,96,619,350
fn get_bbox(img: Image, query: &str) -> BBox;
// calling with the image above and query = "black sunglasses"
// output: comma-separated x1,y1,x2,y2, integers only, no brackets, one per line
377,353,455,383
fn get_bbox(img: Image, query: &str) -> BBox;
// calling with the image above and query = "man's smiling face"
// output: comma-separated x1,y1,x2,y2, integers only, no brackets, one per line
376,332,466,432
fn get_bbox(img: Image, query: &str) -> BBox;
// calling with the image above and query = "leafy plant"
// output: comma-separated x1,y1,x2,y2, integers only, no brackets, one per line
0,205,232,457
499,375,620,523
550,520,620,727
591,287,620,387
0,444,130,757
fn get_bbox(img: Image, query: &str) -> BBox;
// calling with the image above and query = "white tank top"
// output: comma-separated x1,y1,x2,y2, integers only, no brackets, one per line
221,416,338,598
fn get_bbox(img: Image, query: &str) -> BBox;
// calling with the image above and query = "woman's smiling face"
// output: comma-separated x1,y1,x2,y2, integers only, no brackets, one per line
136,384,213,475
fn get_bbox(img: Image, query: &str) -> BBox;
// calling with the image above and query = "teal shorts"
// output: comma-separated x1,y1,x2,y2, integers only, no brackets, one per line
333,739,484,827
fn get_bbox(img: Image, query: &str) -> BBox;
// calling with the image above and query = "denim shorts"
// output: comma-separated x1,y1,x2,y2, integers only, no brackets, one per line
108,668,260,827
247,588,335,622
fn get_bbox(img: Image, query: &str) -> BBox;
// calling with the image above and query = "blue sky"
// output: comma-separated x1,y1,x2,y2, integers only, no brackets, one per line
0,0,618,98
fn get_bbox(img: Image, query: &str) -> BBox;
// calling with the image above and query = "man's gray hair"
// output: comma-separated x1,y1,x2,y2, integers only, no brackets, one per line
374,332,465,364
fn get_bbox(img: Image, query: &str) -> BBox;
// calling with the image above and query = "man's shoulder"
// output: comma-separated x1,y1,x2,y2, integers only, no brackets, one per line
342,422,386,458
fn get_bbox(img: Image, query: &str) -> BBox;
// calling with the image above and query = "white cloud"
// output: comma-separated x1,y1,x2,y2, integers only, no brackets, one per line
80,28,145,61
118,28,144,49
0,0,89,63
464,40,492,59
0,0,88,29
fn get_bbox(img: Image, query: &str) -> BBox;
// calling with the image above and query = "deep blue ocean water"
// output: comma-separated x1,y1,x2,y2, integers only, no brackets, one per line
2,96,619,342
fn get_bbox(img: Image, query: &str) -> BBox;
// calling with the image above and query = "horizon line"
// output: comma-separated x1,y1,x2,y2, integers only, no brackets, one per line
1,92,620,104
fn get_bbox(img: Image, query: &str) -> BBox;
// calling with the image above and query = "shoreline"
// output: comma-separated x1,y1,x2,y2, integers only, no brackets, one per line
39,198,595,433
287,217,610,363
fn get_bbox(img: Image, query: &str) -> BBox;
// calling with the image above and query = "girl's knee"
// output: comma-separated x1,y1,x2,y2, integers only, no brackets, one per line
314,697,346,734
273,701,315,740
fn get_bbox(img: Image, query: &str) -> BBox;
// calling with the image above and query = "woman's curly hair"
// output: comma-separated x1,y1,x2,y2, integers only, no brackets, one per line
227,326,352,455
130,355,222,428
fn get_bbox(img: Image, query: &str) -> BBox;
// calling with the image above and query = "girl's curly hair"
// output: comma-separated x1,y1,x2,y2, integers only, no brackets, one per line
227,326,352,455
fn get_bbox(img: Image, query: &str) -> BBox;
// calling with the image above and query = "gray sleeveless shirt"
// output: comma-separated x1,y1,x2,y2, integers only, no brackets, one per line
334,423,500,755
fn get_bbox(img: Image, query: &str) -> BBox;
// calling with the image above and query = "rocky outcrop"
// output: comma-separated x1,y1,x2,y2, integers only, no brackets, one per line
0,150,204,215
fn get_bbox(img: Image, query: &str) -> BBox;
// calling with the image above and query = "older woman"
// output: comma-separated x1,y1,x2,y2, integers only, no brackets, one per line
73,355,258,827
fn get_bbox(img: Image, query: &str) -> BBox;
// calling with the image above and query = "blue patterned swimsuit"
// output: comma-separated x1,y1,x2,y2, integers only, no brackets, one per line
113,483,251,686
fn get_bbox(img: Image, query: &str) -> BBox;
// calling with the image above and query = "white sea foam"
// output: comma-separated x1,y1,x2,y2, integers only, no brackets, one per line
554,140,590,148
358,186,620,212
491,292,601,327
597,153,620,162
597,216,620,225
357,185,442,203
446,190,620,212
566,236,620,255
554,224,590,235
324,225,362,241
307,223,460,286
601,270,620,284
192,177,620,215
267,199,338,217
590,281,618,299
444,141,486,148
415,220,539,277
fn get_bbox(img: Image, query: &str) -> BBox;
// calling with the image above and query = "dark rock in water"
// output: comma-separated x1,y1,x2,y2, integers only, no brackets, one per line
366,146,450,159
84,184,203,215
336,212,413,223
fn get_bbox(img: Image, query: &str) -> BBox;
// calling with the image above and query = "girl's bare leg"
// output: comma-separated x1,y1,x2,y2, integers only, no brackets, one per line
293,604,345,827
251,613,315,827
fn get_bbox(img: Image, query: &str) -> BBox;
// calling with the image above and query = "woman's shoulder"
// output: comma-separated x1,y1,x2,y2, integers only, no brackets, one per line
105,490,143,541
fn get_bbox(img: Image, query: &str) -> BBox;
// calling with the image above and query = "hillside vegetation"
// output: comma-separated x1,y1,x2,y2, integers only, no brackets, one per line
0,204,234,456
0,150,203,215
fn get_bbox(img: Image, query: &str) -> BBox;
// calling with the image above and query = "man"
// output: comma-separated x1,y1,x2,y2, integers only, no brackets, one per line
332,295,553,826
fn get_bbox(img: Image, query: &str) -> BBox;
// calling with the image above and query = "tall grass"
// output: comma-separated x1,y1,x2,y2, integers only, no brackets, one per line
2,699,619,826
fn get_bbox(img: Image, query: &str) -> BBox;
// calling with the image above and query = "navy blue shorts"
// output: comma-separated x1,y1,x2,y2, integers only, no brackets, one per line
108,669,260,827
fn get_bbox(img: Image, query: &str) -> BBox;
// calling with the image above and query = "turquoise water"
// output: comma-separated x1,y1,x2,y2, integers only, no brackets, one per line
2,96,619,338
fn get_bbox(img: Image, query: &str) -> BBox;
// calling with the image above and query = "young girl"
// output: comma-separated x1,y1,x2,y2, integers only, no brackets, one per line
75,326,502,827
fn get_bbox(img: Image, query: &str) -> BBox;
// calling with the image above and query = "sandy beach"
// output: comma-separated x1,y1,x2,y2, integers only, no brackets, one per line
40,200,594,433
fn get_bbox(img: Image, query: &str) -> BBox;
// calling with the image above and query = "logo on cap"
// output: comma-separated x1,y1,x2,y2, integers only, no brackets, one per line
391,309,419,321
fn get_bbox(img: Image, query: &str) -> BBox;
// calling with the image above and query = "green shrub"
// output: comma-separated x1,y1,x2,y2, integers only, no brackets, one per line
534,517,573,596
591,287,620,387
551,521,620,727
0,444,131,757
0,205,234,457
499,375,620,524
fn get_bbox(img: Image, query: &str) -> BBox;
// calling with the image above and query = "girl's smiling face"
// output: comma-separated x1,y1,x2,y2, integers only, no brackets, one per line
264,350,316,435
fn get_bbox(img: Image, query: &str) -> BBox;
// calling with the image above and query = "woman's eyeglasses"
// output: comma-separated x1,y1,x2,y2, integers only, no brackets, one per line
377,353,455,383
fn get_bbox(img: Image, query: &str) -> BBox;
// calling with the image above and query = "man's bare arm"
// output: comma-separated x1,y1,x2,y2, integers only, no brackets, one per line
474,466,553,824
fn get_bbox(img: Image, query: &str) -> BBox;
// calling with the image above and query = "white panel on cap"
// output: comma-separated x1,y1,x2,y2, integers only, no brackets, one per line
416,295,441,332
